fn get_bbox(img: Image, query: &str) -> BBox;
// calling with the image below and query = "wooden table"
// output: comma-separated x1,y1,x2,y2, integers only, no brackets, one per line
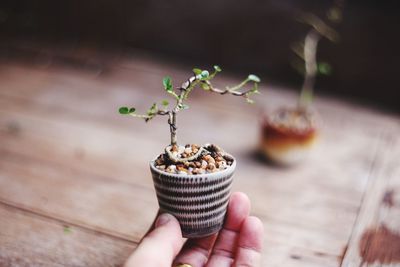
0,55,399,267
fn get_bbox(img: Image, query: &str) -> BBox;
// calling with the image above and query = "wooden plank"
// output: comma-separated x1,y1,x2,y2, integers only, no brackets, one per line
0,202,135,267
0,150,158,241
0,102,373,233
0,72,259,154
0,160,348,267
263,241,340,267
0,132,366,256
1,80,382,196
341,132,400,267
0,77,379,194
0,62,398,134
0,110,377,260
0,75,383,257
0,162,350,264
0,128,362,249
0,200,343,267
1,61,399,266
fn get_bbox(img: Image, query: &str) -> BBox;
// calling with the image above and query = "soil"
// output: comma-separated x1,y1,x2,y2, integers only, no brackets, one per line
154,144,234,175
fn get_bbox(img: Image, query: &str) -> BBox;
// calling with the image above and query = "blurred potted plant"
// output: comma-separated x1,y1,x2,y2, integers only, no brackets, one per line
119,66,260,237
260,4,344,165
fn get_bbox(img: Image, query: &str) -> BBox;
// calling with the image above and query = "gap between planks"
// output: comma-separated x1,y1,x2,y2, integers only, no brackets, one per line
0,201,136,267
0,199,138,245
341,131,400,267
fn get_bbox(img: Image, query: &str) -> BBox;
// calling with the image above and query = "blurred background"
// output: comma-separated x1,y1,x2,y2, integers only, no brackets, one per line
0,0,399,112
1,1,400,266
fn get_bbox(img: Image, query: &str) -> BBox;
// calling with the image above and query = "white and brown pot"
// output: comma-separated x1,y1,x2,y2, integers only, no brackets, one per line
150,155,236,238
260,108,319,165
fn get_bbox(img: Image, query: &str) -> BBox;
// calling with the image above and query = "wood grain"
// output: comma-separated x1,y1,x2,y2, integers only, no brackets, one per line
341,133,400,267
0,59,399,266
0,202,135,267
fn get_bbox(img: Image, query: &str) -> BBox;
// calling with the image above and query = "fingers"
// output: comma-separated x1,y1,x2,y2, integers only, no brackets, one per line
142,210,161,238
206,192,251,267
173,234,218,267
233,216,264,267
124,213,185,267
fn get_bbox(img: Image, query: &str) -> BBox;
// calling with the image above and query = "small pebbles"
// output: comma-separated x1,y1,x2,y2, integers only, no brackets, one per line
154,144,232,175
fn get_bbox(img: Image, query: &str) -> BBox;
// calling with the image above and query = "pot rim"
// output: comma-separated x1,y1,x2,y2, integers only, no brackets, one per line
149,152,236,179
261,107,320,137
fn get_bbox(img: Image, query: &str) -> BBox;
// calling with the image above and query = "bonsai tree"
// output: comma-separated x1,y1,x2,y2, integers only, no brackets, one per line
259,4,344,165
118,65,260,238
291,3,344,109
119,65,260,165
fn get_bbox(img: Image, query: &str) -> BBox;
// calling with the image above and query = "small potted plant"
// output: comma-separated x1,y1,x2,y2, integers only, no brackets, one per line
119,66,260,238
260,6,343,165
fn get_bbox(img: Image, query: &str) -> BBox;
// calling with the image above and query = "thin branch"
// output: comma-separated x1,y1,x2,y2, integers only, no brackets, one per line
297,12,339,42
204,80,256,96
294,0,345,110
298,29,321,109
128,110,170,120
120,67,260,147
168,111,177,145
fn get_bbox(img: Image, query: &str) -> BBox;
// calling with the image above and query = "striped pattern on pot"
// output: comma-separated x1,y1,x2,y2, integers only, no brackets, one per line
150,156,236,238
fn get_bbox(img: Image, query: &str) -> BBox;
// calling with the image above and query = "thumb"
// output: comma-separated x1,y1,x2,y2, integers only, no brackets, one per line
124,213,185,267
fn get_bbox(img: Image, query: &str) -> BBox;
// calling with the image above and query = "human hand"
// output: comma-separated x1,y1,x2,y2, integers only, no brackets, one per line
124,192,264,267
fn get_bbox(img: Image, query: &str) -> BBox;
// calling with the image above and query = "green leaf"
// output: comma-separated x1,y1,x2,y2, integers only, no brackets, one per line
252,83,260,94
178,103,189,110
193,68,202,75
246,98,255,104
300,89,314,106
200,82,210,90
327,7,342,23
163,76,173,92
63,226,72,234
119,107,136,114
248,74,261,83
119,107,129,114
213,65,222,72
317,62,332,75
147,103,158,115
161,99,169,106
200,70,209,79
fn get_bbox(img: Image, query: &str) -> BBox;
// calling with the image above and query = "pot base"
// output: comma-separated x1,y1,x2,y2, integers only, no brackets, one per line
181,222,223,238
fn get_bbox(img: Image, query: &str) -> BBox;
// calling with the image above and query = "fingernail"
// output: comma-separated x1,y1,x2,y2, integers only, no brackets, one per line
155,213,172,227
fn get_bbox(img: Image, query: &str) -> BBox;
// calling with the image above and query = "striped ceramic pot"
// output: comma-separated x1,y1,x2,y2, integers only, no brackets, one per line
150,155,236,238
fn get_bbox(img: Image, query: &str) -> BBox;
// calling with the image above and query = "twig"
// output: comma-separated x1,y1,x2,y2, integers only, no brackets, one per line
298,29,321,109
119,66,260,146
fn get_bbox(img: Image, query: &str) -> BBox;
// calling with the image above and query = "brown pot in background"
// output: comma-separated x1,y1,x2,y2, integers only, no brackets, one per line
259,108,319,165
